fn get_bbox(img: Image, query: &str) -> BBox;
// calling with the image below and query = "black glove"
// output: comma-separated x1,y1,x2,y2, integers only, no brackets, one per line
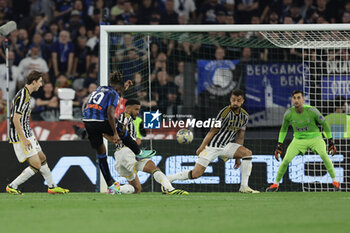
328,139,337,156
275,143,283,161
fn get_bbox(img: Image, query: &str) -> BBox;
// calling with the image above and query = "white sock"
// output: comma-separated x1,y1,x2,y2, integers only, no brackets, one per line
119,184,135,194
332,178,338,182
10,166,37,189
240,158,252,189
153,171,174,191
40,162,56,188
167,170,191,183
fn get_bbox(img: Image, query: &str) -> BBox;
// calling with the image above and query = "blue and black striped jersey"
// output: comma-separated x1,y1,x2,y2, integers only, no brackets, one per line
82,86,119,121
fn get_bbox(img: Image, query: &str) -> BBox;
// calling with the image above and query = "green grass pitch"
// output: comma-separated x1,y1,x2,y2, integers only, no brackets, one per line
1,192,349,233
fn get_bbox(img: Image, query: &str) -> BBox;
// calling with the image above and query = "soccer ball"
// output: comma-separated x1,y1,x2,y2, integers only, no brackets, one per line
176,129,193,144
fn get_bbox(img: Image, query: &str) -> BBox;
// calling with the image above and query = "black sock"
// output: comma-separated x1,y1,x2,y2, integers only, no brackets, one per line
122,134,141,155
97,154,114,186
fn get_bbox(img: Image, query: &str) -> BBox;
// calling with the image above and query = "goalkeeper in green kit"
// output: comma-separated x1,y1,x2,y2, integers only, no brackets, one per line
266,90,340,192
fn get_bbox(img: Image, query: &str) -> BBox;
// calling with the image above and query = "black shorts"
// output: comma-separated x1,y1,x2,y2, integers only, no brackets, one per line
84,121,123,149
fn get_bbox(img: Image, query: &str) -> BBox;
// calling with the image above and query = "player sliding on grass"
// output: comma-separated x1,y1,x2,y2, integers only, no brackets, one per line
166,89,259,193
82,70,155,194
104,99,188,195
6,71,69,195
266,90,340,192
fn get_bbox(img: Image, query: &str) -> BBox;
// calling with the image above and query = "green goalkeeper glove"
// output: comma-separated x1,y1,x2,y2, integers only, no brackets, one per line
328,139,337,156
275,143,283,161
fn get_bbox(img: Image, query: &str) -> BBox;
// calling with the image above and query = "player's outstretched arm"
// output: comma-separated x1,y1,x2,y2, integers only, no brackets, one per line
196,127,219,155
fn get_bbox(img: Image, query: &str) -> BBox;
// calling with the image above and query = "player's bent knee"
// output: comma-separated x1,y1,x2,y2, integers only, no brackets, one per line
242,148,252,157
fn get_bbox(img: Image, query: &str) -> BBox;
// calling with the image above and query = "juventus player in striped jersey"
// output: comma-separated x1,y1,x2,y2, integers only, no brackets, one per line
6,71,69,195
167,89,259,193
104,99,188,195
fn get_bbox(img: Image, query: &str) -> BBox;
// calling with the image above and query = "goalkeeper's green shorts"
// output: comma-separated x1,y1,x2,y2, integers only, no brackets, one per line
285,137,326,157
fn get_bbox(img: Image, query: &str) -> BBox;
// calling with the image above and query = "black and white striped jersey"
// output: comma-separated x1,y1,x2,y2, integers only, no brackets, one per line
208,105,249,148
8,87,33,143
116,112,136,149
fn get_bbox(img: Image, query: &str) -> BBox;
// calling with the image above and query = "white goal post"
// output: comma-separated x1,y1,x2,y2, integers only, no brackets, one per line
99,24,350,192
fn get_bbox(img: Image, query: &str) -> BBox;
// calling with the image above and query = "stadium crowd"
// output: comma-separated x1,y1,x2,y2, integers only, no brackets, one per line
0,0,349,121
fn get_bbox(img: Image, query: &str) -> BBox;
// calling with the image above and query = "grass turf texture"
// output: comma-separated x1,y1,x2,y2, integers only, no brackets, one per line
0,192,349,233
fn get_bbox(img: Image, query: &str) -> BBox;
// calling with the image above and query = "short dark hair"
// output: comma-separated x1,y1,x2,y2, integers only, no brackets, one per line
231,89,244,98
109,70,124,87
292,90,304,96
125,99,140,106
26,71,42,84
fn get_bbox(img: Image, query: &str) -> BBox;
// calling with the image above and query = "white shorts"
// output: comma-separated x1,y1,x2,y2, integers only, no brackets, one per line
197,143,241,167
13,135,42,163
114,146,150,181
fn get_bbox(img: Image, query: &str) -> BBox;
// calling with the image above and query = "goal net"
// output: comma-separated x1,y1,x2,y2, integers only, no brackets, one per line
100,25,349,192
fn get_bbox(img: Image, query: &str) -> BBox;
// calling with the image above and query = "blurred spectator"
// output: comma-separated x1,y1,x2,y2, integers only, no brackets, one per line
166,87,181,116
35,82,58,112
0,87,6,121
150,42,160,69
0,50,23,101
88,0,105,16
118,0,135,24
48,21,60,42
137,0,157,25
216,10,227,24
174,0,196,23
0,0,13,21
215,46,226,60
308,0,335,23
18,29,30,54
301,0,317,23
73,86,88,107
53,0,74,26
18,46,49,83
278,0,293,23
73,36,90,76
28,33,45,57
225,12,235,24
198,0,227,24
111,0,125,19
64,10,84,41
151,70,178,113
115,33,144,62
288,3,304,24
83,63,98,88
219,0,235,12
82,82,98,105
86,25,100,51
342,11,350,23
151,52,167,81
235,0,259,24
9,30,25,65
174,61,184,99
85,8,102,31
122,48,146,81
268,10,280,24
55,73,72,88
42,32,54,61
259,0,280,23
51,30,75,77
160,0,179,24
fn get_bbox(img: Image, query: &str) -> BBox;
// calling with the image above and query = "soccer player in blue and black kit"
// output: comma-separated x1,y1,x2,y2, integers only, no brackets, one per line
83,70,154,194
